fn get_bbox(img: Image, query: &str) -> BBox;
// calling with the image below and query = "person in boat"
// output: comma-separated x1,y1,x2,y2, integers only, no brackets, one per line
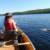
4,13,18,45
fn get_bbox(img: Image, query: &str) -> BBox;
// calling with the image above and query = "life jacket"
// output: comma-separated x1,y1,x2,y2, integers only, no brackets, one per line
4,19,16,31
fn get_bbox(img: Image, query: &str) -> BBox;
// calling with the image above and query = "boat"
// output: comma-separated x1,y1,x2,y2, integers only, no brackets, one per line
0,27,35,50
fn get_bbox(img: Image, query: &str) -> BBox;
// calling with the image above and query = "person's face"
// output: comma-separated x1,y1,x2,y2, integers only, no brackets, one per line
8,16,12,18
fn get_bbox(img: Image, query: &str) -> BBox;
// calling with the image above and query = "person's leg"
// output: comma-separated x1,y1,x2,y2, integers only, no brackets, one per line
12,31,18,46
18,34,22,43
4,31,10,41
12,31,18,40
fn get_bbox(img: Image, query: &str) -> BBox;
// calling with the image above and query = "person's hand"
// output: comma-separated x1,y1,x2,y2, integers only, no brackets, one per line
15,28,19,32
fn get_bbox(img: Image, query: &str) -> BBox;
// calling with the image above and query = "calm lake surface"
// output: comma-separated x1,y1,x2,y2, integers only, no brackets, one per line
0,14,50,50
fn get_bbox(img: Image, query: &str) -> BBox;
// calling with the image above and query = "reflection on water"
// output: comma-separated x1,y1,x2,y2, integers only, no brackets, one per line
0,14,50,50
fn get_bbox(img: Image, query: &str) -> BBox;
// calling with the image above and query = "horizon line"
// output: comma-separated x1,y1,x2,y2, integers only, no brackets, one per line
0,8,50,14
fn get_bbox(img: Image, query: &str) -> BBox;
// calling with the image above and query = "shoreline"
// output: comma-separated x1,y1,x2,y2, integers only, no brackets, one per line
0,8,50,16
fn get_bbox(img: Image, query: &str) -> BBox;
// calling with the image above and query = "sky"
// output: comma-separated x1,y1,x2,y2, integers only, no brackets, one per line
0,0,50,14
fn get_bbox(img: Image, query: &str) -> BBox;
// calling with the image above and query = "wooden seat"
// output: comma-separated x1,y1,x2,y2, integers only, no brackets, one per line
18,42,30,46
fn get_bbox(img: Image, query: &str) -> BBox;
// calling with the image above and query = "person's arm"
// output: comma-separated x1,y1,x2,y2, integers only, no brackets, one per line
12,20,23,35
12,20,19,32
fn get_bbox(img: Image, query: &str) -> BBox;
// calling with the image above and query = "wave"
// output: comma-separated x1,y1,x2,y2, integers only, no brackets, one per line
40,28,50,32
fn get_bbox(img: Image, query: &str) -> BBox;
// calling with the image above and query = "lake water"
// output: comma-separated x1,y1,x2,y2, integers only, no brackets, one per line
0,14,50,50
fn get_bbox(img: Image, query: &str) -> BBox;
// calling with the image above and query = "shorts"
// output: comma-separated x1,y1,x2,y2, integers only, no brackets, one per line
4,31,18,41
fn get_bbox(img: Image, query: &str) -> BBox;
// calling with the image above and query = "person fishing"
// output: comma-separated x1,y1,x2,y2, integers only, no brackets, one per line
4,13,18,46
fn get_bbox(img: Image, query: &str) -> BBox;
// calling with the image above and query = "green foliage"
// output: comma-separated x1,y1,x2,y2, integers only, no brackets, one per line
13,8,50,15
0,8,50,16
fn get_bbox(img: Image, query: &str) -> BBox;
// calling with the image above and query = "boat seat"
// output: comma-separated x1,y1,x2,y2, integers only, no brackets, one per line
2,41,30,47
18,42,30,46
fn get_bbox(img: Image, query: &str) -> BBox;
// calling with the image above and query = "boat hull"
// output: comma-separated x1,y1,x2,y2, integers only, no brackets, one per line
0,29,35,50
